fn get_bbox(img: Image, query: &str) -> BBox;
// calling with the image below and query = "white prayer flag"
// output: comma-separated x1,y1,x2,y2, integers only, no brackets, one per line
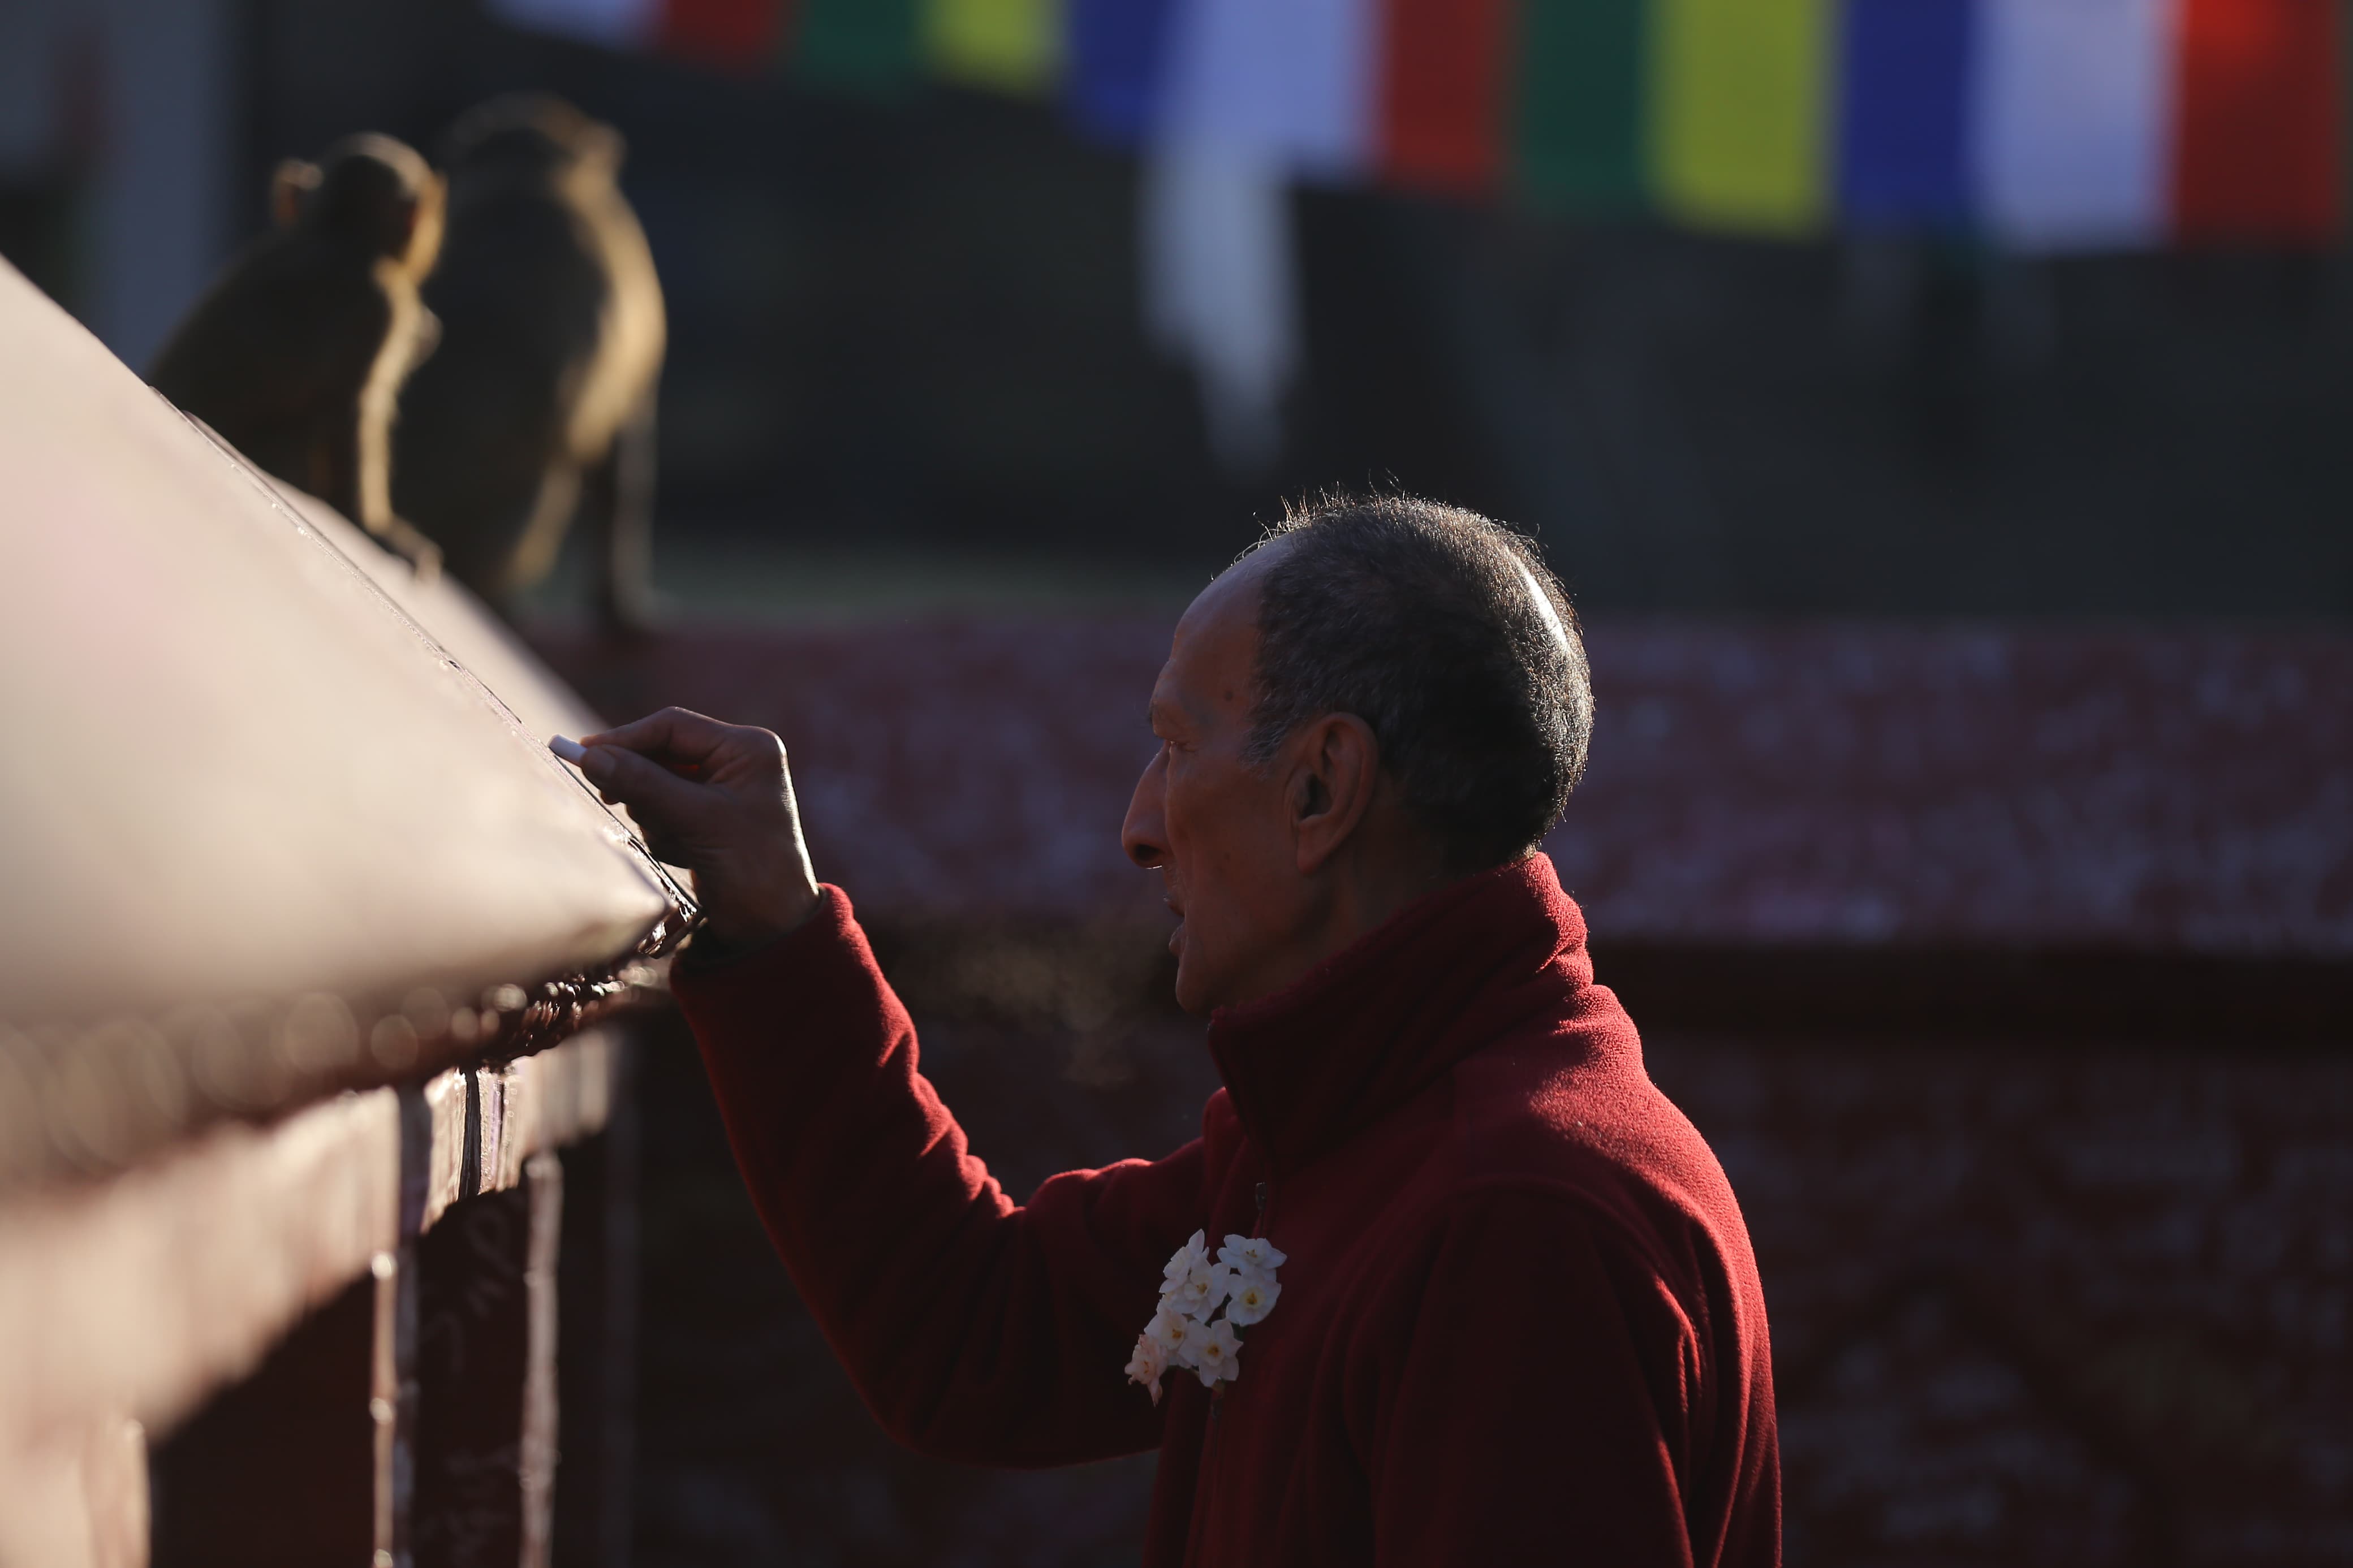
1141,148,1297,473
1973,0,2178,250
1144,0,1373,472
1154,0,1379,177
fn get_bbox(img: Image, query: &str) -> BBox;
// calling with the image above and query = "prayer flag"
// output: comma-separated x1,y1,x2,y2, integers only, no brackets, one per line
1650,0,1839,235
1156,0,1377,176
2344,0,2353,240
487,0,657,47
1066,0,1175,140
1835,0,1973,227
2170,0,2343,243
1513,0,1650,214
1147,0,1369,474
791,0,925,94
924,0,1065,97
1381,0,1511,192
661,0,788,67
1973,0,2171,249
1141,149,1297,472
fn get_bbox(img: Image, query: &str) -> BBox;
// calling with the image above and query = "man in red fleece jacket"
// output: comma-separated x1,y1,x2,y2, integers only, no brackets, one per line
572,494,1779,1565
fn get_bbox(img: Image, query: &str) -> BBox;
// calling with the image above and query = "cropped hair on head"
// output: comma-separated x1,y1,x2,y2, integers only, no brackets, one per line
1238,492,1593,873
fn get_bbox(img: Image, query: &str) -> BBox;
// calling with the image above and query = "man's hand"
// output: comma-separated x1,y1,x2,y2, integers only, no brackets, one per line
570,707,822,948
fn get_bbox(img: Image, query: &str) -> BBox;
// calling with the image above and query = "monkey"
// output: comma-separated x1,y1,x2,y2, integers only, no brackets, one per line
393,94,668,632
151,133,447,576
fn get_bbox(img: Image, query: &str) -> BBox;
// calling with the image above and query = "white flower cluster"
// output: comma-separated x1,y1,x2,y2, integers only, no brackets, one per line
1124,1230,1287,1403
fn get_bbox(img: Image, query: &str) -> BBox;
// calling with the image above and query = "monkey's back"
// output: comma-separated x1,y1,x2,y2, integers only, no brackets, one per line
394,169,664,592
151,234,394,498
561,165,665,457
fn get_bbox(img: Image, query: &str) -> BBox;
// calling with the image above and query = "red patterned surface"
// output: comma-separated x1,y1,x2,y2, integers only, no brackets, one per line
1652,1035,2353,1566
542,619,2353,956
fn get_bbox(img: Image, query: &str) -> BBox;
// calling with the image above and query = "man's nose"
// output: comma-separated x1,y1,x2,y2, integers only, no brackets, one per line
1122,749,1167,870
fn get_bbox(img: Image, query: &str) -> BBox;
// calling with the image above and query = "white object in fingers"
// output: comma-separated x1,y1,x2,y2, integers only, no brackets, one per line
549,735,587,764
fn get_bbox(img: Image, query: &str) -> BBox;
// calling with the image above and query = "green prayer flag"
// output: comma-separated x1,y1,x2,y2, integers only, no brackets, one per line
1514,0,1651,214
792,0,926,96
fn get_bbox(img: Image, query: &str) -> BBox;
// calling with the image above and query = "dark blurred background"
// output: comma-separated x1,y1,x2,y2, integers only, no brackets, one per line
8,2,2353,1566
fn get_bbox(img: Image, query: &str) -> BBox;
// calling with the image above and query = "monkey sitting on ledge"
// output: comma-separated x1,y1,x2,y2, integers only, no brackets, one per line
151,133,447,577
395,94,668,632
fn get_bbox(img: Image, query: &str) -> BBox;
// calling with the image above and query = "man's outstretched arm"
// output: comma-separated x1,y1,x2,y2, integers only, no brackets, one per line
571,710,1193,1465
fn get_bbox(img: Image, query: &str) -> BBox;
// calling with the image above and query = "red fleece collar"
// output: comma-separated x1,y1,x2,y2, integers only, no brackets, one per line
1204,853,1596,1179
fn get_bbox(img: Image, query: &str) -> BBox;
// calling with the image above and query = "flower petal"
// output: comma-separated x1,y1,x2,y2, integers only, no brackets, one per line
1189,1318,1243,1386
1218,1234,1288,1275
1126,1332,1170,1399
1147,1304,1193,1353
1225,1276,1281,1327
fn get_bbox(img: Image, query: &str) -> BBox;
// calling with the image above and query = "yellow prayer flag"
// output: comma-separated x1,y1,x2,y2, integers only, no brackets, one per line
923,0,1066,97
1649,0,1840,235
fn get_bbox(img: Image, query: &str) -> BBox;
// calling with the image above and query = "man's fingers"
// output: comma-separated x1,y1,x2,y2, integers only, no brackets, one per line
579,706,736,766
637,830,694,869
579,740,710,835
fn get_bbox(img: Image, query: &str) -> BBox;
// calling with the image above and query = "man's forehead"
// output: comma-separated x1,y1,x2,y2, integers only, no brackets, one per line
1157,550,1275,718
1177,541,1287,645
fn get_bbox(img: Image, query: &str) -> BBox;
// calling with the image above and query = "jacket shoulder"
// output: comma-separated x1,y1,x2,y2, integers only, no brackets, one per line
1442,1015,1759,1299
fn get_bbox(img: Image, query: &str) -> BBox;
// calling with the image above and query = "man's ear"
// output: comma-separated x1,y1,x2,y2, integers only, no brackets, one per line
1288,713,1380,874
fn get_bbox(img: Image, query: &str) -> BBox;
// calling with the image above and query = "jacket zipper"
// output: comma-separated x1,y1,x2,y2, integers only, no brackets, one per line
1182,1169,1275,1567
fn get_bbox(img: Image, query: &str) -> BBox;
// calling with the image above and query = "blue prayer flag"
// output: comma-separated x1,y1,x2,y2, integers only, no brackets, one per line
1067,0,1176,144
1837,0,1977,226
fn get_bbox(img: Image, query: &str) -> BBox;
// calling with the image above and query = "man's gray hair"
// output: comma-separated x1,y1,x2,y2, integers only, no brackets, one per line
1238,493,1593,872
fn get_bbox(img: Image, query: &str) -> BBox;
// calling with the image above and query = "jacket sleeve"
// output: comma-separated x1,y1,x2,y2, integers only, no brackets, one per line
1363,1187,1709,1568
670,886,1199,1467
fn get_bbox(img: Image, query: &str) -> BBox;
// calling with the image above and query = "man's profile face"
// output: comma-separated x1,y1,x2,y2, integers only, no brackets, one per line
1122,555,1305,1014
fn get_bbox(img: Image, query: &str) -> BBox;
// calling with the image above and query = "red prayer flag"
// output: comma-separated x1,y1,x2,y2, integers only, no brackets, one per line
1380,0,1509,193
2170,0,2343,243
660,0,790,68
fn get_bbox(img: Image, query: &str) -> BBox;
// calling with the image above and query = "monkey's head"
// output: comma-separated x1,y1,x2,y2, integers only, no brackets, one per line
273,133,445,275
439,94,626,189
